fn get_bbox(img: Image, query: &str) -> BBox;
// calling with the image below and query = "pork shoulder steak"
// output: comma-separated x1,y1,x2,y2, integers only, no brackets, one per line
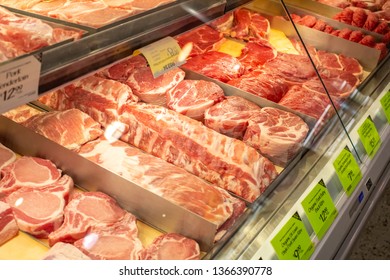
0,156,62,199
48,191,129,246
0,201,18,245
140,233,200,260
77,137,245,231
119,103,278,202
0,143,16,170
204,96,261,139
243,107,309,166
43,242,91,260
73,212,143,260
166,79,226,121
22,109,103,151
6,175,74,238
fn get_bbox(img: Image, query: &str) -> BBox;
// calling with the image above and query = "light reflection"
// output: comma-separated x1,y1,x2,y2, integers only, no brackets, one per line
14,197,23,207
178,42,193,63
104,121,126,143
82,233,99,250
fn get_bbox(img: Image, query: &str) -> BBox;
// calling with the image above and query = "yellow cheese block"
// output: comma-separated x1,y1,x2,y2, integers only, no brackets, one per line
218,38,246,57
268,29,299,55
0,232,48,260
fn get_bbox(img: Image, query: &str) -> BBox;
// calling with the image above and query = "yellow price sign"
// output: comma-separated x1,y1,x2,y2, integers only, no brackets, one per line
134,36,183,78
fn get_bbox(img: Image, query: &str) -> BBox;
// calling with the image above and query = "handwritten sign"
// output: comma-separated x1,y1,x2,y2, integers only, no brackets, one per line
0,56,41,113
271,212,315,260
380,91,390,123
357,116,381,158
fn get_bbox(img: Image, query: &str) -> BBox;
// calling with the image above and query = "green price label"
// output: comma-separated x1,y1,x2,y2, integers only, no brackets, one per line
301,180,338,240
333,146,362,196
357,116,381,158
271,212,315,260
380,91,390,124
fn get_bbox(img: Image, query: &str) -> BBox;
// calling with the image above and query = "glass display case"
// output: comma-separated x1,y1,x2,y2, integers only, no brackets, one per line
0,0,389,260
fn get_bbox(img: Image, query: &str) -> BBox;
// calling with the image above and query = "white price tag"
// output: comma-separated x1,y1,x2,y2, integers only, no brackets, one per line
0,55,41,113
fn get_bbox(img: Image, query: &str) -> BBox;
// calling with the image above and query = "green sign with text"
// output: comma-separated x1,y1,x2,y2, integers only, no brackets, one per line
333,146,362,196
271,212,315,260
301,180,338,240
357,116,381,158
380,91,390,123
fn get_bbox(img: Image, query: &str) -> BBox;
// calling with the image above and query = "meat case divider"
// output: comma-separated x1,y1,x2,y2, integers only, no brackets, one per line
0,116,218,251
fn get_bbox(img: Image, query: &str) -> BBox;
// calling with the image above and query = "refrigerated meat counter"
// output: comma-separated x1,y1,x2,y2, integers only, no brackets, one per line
0,0,389,260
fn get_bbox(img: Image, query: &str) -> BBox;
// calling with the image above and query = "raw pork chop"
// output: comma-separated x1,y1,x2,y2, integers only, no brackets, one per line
0,143,16,170
57,75,139,126
175,25,226,57
2,104,41,123
183,51,245,83
263,52,317,85
43,242,91,260
279,85,334,120
22,109,103,151
166,80,225,121
204,96,261,139
243,107,309,166
0,201,18,245
119,103,278,202
140,233,200,260
48,191,129,246
227,71,289,103
5,175,74,238
0,156,62,199
237,39,277,70
73,212,143,260
77,137,245,231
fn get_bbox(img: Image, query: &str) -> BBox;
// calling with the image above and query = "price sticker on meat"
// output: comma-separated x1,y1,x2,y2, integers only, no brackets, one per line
134,36,183,78
271,212,315,260
357,116,381,158
333,146,362,196
0,56,41,114
301,180,338,240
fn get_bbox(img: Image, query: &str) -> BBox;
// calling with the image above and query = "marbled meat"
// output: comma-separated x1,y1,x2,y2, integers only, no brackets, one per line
0,201,18,245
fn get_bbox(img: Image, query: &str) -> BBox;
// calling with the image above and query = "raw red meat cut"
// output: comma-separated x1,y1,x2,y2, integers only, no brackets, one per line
73,212,143,260
324,24,334,33
119,103,278,202
349,30,365,42
210,12,234,34
43,242,91,260
352,8,368,27
237,39,277,70
0,157,62,199
338,54,364,78
373,21,389,34
317,50,343,70
175,25,226,57
0,201,18,245
279,85,334,120
318,0,351,8
166,80,225,121
26,0,67,16
5,175,74,238
230,8,270,40
48,191,128,246
140,233,200,260
204,96,261,139
0,143,16,170
338,28,353,39
54,75,139,126
2,104,42,123
77,137,245,230
313,19,327,31
183,51,245,83
262,52,317,85
363,12,380,30
359,34,376,47
227,71,289,103
126,66,185,106
122,0,174,11
22,109,103,151
304,72,360,99
99,55,148,84
333,8,354,24
243,107,309,166
375,42,388,60
298,15,317,27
